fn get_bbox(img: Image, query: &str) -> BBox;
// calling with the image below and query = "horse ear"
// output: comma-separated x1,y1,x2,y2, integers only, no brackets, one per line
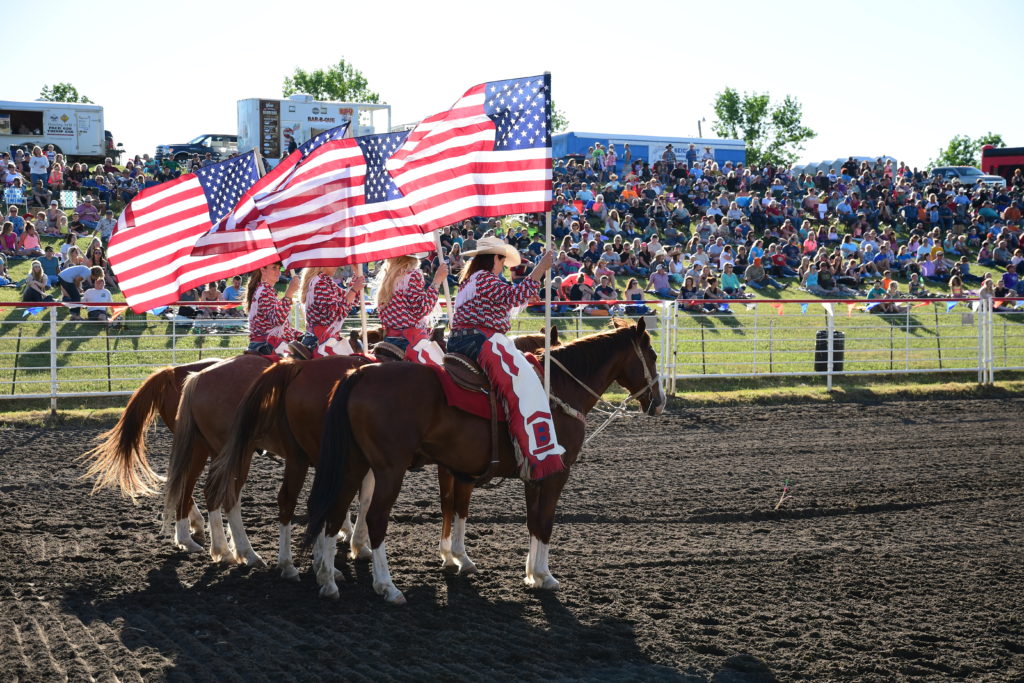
635,316,647,337
549,325,559,345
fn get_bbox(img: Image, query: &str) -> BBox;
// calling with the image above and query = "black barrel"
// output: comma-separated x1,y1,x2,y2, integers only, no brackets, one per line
814,330,845,372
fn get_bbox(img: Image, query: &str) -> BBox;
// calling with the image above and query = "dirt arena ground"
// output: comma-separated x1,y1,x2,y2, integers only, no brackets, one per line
1,398,1022,682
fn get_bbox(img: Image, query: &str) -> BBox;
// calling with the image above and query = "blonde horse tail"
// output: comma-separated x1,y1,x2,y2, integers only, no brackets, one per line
79,366,176,499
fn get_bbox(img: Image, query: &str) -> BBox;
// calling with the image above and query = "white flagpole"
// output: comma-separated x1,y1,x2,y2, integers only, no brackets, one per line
433,231,455,326
252,149,267,178
358,264,369,352
544,210,552,397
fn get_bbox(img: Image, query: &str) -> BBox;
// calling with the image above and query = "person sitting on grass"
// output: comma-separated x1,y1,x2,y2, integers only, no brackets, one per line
720,262,746,297
743,257,786,290
701,276,730,312
16,222,43,258
623,277,651,315
647,263,677,299
21,260,54,302
82,276,113,322
0,222,17,258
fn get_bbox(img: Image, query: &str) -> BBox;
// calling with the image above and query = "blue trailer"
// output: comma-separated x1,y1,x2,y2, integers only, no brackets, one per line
553,131,746,168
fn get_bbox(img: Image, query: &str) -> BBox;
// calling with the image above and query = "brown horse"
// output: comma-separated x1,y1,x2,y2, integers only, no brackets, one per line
80,358,222,538
162,353,374,567
304,319,665,603
205,328,559,579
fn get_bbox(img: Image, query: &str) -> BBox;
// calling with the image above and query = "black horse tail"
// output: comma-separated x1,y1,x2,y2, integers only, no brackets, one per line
302,368,364,549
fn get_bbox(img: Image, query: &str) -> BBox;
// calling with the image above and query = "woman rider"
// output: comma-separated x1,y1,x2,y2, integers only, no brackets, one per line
245,262,303,357
375,255,448,365
299,266,364,358
447,237,564,481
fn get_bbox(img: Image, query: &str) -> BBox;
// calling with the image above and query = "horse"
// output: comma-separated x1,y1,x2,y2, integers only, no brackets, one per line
204,328,560,579
162,353,375,567
80,357,222,540
303,318,665,603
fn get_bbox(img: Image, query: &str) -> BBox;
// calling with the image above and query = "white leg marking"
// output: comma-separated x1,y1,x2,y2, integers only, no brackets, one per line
450,515,477,575
316,533,339,599
225,503,266,568
188,502,205,542
524,534,538,586
349,471,373,561
277,522,299,580
371,542,406,605
526,537,559,590
339,512,354,545
439,532,455,568
208,509,230,562
174,517,203,553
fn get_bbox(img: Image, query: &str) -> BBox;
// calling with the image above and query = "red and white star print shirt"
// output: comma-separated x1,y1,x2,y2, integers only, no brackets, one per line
452,270,540,334
378,269,438,332
248,283,299,342
304,273,348,332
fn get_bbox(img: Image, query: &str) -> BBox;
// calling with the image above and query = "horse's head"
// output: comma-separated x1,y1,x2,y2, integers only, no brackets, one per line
514,326,560,355
611,317,665,416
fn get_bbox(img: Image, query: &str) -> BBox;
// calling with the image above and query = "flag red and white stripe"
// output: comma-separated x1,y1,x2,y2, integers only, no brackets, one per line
108,174,278,312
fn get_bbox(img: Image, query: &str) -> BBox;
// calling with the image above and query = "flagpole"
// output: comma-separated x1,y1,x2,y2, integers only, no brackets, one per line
544,210,552,398
358,265,369,353
253,149,267,177
433,231,455,327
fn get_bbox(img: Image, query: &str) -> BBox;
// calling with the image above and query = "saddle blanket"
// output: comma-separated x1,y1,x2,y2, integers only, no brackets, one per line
426,353,545,422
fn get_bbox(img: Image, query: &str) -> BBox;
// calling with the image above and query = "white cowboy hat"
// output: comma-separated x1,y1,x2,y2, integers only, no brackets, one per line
462,236,521,267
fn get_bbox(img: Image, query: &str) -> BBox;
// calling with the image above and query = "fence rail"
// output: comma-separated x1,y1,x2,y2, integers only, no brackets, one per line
0,297,1020,410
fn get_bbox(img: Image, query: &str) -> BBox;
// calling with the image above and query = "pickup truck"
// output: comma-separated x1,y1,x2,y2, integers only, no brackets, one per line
155,133,237,162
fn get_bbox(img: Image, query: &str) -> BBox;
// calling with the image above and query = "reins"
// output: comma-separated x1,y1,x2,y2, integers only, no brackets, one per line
547,337,661,448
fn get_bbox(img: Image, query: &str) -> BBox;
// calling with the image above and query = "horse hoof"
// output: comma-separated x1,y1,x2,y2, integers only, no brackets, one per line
178,539,204,554
349,545,371,561
539,575,560,591
279,563,300,581
240,552,267,569
457,560,478,576
190,528,207,544
319,583,340,600
384,589,407,606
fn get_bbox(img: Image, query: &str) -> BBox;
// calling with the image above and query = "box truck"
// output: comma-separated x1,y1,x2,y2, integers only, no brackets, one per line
0,99,121,163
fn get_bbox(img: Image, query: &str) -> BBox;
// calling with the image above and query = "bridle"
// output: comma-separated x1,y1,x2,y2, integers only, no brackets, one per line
547,336,662,448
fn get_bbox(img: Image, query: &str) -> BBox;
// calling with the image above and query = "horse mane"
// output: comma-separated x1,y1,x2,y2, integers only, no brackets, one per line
543,318,640,377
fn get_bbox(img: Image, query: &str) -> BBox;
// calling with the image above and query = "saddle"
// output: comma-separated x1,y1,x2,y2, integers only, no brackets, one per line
442,353,491,393
441,353,499,487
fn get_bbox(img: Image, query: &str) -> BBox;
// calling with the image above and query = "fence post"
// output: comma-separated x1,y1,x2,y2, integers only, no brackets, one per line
986,297,995,385
825,306,835,392
48,307,58,415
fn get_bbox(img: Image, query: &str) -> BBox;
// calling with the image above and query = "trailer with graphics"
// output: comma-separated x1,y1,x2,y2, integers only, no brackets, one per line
0,100,121,163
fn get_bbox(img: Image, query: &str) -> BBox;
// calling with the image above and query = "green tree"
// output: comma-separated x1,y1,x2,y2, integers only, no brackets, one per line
929,132,1004,168
711,88,815,167
38,82,92,103
550,99,569,133
282,58,380,103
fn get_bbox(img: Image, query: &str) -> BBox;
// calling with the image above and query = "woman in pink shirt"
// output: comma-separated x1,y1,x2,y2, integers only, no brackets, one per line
17,223,42,257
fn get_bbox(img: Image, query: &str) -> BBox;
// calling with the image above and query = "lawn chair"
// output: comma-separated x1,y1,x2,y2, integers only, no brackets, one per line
3,186,27,212
60,190,78,210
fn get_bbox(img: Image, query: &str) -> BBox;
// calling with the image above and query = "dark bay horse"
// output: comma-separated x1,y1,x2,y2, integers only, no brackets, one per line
205,329,559,579
80,358,222,537
304,319,665,603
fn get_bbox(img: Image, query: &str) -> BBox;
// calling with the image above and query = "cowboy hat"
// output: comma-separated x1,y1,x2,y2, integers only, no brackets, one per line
462,236,521,267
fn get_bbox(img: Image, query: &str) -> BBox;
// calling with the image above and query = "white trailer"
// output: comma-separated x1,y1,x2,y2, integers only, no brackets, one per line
0,100,118,162
237,95,391,165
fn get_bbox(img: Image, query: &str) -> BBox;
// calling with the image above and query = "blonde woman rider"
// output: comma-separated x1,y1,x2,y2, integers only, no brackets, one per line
299,266,364,357
375,255,448,365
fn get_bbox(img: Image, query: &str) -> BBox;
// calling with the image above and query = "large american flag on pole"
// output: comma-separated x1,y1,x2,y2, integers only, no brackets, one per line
189,74,552,269
108,152,277,312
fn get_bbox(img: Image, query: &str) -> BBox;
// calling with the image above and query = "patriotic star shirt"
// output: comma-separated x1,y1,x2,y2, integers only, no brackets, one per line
452,270,540,335
305,273,349,330
249,283,300,342
378,269,438,332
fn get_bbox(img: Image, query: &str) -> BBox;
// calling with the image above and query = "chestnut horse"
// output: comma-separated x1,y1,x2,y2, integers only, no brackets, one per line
205,329,559,579
80,358,222,537
304,319,665,603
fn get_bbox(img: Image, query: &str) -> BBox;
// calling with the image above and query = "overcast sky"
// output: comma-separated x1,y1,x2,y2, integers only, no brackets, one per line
4,0,1021,168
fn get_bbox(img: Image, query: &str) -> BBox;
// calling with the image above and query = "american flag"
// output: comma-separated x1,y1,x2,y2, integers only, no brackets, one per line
108,152,277,312
386,73,552,230
188,74,552,270
191,123,351,257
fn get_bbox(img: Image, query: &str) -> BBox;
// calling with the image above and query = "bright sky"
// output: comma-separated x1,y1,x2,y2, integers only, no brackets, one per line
4,0,1022,169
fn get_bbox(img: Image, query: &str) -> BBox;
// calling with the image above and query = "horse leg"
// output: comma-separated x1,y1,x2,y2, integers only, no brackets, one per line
220,451,265,567
523,473,569,591
366,467,409,605
348,470,374,561
187,502,205,543
275,455,308,581
449,480,478,575
437,467,457,569
174,442,211,554
316,458,369,600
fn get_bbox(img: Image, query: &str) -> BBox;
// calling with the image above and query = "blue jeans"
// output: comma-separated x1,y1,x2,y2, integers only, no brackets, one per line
748,277,784,290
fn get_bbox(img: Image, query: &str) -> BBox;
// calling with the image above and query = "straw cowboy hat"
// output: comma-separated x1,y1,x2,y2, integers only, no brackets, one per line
462,236,521,267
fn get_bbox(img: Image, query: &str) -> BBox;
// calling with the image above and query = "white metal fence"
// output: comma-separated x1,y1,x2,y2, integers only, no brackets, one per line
0,297,1020,409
